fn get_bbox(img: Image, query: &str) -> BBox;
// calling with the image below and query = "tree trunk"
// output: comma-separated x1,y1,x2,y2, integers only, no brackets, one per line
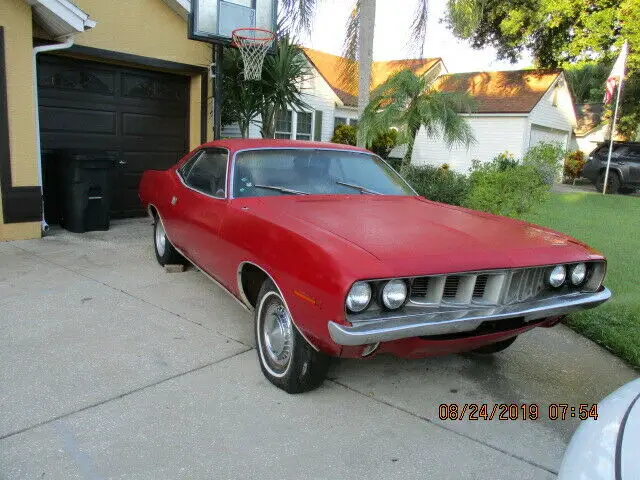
239,120,249,139
356,0,376,147
400,127,419,173
261,105,276,138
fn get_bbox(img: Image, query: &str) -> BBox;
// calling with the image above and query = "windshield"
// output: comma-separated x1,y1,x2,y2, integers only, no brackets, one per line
233,149,415,198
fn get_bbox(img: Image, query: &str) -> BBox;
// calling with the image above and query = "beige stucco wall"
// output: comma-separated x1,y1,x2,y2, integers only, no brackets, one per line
0,0,40,240
74,0,213,149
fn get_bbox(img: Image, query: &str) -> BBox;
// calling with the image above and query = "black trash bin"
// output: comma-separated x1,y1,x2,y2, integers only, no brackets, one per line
56,149,115,233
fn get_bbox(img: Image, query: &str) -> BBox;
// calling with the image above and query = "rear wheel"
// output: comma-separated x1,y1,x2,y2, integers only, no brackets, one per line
596,171,621,194
255,280,329,393
472,336,518,354
153,216,184,266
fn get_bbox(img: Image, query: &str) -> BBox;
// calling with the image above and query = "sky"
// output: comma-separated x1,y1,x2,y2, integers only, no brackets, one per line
300,0,533,73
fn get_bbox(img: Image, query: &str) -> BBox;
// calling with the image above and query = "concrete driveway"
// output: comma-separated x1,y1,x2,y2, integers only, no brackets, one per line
1,219,637,479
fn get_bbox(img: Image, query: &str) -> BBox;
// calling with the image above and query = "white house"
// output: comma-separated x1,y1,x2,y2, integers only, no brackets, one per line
570,103,606,155
222,48,445,142
410,70,577,173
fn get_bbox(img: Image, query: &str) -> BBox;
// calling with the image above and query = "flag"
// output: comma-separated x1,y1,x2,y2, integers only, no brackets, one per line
604,41,628,104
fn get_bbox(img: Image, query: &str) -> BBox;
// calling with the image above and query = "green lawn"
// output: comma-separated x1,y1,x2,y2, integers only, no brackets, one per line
521,192,640,368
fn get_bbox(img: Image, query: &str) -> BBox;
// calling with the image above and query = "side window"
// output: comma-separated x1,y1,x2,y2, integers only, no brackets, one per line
626,145,640,162
180,149,228,198
612,145,630,159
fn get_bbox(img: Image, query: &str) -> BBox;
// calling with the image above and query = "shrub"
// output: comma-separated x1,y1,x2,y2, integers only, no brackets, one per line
464,158,549,217
564,150,586,183
522,142,565,185
386,157,403,171
494,151,519,171
402,165,471,206
331,124,356,145
370,128,398,159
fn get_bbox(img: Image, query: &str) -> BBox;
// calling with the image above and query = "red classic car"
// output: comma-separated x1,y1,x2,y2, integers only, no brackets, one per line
139,139,611,393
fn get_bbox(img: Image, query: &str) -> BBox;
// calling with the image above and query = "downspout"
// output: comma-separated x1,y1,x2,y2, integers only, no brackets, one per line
33,36,75,235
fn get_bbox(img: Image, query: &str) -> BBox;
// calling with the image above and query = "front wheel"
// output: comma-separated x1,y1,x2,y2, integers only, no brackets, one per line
153,216,184,266
596,171,621,194
255,280,329,393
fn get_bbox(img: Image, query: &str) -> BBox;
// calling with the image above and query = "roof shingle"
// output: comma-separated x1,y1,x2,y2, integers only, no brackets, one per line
434,69,562,113
302,48,441,107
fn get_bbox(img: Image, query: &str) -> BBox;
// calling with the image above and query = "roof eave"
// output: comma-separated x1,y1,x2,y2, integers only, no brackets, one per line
27,0,96,38
161,0,190,19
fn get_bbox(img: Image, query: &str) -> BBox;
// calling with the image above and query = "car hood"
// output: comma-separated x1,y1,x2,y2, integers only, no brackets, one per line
256,195,602,275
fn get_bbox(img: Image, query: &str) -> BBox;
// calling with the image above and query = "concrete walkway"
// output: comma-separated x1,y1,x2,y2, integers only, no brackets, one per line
1,219,637,479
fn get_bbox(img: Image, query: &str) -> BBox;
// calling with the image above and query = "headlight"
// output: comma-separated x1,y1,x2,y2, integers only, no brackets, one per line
381,279,408,310
570,263,587,285
547,265,566,288
346,281,372,313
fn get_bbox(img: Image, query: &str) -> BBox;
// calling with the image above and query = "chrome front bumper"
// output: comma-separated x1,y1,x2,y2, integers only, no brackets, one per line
328,287,611,346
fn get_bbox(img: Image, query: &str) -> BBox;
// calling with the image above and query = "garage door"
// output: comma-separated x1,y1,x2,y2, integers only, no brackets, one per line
38,55,189,219
529,125,568,149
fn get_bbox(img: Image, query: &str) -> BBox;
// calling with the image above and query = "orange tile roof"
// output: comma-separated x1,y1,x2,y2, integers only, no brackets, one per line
302,47,441,107
434,69,562,113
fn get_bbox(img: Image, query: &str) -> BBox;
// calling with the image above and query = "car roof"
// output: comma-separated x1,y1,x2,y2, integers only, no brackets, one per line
198,138,372,154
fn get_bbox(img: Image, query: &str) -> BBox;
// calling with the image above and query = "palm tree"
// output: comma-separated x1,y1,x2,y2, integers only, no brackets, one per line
221,36,309,138
260,36,311,138
360,68,476,170
279,0,428,145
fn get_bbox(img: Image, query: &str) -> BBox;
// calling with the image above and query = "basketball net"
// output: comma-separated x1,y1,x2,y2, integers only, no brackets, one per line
232,28,275,81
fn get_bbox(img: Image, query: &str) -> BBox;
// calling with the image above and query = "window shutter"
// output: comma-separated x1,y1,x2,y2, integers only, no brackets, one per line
314,110,323,141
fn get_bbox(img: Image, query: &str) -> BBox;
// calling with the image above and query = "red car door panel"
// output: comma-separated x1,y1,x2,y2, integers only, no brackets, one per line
170,148,230,280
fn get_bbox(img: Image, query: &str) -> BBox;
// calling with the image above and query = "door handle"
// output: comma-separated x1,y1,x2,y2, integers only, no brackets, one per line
171,196,178,206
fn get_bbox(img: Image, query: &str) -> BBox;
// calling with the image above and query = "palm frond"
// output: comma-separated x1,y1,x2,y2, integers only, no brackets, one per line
277,0,317,36
338,0,360,92
408,0,428,57
360,68,476,153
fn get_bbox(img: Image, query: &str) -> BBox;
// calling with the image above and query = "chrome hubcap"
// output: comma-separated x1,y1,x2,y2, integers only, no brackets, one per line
155,221,166,256
262,301,293,369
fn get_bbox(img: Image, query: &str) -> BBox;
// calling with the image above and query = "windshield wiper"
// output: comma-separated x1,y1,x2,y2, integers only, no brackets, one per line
253,184,310,195
336,181,382,195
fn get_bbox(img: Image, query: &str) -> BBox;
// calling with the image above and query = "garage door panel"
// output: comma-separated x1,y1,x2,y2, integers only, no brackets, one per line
38,55,190,220
122,112,188,137
121,72,188,103
38,60,116,98
121,151,183,172
40,107,117,134
529,125,568,148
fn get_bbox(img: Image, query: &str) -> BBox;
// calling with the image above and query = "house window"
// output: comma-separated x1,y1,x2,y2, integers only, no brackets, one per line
349,118,359,128
275,110,292,139
334,117,347,127
296,112,313,140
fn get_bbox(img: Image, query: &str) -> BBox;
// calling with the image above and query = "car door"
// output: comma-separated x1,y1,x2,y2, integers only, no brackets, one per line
172,148,230,278
626,145,640,185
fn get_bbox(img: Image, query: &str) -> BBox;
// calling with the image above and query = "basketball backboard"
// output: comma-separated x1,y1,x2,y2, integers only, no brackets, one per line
189,0,277,45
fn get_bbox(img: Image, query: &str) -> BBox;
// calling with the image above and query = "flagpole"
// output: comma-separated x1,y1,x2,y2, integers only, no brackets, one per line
602,42,627,194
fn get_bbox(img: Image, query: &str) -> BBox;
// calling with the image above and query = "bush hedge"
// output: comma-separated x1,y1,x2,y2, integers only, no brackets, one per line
402,165,471,206
464,159,549,217
522,142,564,185
563,150,586,183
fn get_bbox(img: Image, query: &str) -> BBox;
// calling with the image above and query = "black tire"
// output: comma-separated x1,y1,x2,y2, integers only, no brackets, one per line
153,216,184,266
596,171,621,194
472,335,518,354
255,280,329,393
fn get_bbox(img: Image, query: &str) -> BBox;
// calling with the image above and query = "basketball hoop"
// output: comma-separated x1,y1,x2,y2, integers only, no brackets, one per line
231,28,275,81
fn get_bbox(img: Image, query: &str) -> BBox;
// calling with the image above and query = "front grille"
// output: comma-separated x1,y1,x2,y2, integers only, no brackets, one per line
410,267,550,307
473,274,489,299
442,277,459,299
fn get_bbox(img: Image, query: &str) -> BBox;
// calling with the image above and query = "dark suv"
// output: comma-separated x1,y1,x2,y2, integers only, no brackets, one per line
582,142,640,194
